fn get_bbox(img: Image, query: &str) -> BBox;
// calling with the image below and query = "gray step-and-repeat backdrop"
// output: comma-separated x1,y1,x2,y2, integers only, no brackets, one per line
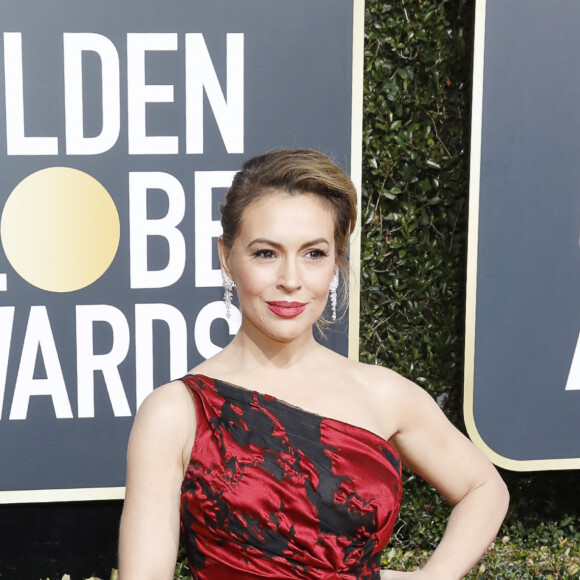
0,0,365,501
465,0,580,471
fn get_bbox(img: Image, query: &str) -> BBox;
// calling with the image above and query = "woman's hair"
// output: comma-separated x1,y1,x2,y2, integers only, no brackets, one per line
220,149,358,277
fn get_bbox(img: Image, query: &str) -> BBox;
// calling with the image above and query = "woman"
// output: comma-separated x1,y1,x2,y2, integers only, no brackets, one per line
119,149,508,579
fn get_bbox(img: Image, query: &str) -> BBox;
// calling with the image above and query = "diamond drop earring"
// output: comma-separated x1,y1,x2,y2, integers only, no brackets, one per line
222,269,236,319
329,272,339,321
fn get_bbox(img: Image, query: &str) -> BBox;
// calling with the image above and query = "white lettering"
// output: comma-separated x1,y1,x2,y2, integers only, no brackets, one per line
64,33,120,155
0,307,15,418
134,303,188,409
566,333,580,390
565,232,580,391
185,33,244,154
129,172,186,288
127,33,178,155
194,171,235,287
9,306,72,420
4,33,58,155
76,305,131,418
194,301,240,359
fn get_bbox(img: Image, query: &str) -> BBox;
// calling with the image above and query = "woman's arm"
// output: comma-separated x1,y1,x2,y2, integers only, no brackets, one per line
118,381,195,580
381,375,509,579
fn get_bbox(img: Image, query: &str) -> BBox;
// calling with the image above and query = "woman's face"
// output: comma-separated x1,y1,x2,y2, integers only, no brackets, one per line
221,192,337,344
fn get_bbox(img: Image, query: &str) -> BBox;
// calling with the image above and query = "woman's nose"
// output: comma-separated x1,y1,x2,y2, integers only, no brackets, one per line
277,259,301,292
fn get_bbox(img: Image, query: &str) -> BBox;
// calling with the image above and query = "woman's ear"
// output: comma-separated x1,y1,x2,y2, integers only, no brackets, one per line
217,237,233,280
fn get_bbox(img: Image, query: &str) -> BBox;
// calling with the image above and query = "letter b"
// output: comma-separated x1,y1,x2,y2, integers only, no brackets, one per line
129,172,186,289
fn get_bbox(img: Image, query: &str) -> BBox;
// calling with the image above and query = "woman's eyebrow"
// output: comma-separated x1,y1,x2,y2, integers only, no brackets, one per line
247,237,330,249
247,238,282,249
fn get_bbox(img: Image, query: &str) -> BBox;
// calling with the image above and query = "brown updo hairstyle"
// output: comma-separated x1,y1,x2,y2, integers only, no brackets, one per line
221,148,357,267
220,148,358,324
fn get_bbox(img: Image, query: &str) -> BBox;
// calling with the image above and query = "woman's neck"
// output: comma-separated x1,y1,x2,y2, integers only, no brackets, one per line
226,322,321,371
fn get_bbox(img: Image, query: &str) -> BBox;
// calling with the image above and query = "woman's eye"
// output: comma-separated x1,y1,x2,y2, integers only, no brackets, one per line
305,249,329,259
253,249,276,259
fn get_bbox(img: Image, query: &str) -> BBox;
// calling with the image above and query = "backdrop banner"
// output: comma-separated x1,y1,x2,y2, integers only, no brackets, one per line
0,0,364,501
465,0,580,470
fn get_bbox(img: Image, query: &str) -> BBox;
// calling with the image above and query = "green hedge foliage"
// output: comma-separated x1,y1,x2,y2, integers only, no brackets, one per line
360,0,472,556
360,0,469,412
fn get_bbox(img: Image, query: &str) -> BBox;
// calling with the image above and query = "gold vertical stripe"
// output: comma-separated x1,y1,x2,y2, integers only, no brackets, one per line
348,0,365,361
463,0,487,448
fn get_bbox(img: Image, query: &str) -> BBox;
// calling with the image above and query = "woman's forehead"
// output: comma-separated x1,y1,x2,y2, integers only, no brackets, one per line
237,192,335,238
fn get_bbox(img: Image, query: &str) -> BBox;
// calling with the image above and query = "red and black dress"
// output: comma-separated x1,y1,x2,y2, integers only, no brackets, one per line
180,374,402,580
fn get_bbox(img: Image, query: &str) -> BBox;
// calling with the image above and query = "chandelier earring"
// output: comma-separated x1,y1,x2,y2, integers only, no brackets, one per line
329,272,339,321
222,269,236,319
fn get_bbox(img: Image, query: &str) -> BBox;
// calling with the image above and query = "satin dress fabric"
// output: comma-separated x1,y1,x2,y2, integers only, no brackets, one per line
180,374,402,580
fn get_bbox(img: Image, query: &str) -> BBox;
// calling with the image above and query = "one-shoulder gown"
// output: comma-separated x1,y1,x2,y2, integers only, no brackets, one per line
180,374,402,580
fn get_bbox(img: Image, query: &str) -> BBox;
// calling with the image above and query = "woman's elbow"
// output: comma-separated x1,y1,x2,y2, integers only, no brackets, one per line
489,468,510,521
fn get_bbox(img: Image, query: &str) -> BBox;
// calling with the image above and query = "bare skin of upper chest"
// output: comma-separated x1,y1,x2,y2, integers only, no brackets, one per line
187,361,397,441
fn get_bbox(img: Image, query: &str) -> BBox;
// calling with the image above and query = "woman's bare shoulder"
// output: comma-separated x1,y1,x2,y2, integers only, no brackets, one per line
335,358,431,424
336,357,414,394
132,380,196,445
139,380,194,413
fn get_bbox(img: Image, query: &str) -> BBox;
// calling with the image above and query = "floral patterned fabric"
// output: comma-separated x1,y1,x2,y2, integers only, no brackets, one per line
180,374,402,579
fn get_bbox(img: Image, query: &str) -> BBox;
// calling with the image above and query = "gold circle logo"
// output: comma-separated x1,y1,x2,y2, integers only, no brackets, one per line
0,167,120,292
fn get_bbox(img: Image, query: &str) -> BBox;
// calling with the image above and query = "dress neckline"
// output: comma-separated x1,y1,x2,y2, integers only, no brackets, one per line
186,373,400,459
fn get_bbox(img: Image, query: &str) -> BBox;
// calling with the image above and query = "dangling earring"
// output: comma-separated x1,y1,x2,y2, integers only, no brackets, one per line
329,272,339,321
222,269,236,319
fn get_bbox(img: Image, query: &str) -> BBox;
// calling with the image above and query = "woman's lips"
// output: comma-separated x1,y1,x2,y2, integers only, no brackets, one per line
266,301,307,318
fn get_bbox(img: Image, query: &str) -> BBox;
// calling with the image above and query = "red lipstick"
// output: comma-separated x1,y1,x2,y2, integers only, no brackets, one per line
266,301,307,318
